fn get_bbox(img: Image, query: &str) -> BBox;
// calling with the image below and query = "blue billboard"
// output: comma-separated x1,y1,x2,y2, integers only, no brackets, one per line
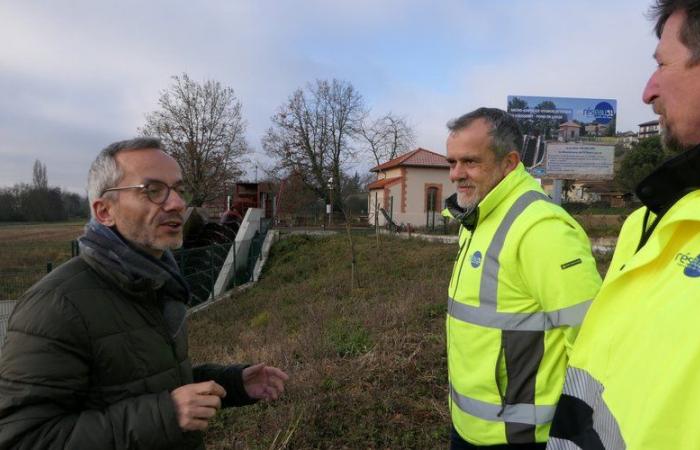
507,95,617,137
507,95,617,168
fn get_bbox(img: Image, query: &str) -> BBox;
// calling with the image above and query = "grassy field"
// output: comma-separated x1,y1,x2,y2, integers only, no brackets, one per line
189,234,453,449
0,221,85,299
0,221,85,269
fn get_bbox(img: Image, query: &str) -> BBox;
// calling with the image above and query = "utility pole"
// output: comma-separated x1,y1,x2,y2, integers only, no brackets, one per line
327,176,333,226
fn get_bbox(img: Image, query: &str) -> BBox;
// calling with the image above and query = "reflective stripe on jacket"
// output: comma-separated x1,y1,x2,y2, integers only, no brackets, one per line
445,163,601,446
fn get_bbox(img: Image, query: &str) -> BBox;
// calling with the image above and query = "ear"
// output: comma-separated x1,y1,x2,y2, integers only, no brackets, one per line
501,151,520,175
92,197,116,226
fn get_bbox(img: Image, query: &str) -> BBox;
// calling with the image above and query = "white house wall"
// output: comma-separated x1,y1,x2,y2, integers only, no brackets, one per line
401,167,451,227
368,167,451,228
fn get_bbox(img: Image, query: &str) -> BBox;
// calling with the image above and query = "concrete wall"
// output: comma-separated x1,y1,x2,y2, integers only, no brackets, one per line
213,207,263,298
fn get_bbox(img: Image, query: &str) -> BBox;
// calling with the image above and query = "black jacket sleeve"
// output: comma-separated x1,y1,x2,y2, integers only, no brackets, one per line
193,363,257,408
0,290,184,450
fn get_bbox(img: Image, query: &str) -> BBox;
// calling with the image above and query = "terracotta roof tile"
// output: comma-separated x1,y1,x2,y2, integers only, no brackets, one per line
368,176,403,190
371,148,449,172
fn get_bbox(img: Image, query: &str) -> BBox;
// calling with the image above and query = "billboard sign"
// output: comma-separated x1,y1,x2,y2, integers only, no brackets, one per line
507,95,617,171
507,95,618,138
545,143,615,180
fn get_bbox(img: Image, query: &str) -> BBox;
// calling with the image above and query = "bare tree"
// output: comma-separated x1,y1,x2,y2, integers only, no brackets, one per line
360,113,415,167
141,73,250,206
263,79,365,211
32,159,48,189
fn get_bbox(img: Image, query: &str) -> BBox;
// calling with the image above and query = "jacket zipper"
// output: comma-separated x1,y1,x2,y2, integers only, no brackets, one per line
449,230,474,299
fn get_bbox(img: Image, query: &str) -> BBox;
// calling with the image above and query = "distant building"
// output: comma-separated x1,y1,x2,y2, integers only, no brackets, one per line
638,119,660,138
584,123,609,136
559,121,581,141
617,131,639,149
368,148,450,228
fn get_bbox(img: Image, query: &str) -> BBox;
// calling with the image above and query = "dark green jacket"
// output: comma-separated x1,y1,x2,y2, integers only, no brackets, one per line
0,255,253,449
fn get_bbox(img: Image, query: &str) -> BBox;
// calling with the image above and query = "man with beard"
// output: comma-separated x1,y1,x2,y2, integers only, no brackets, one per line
547,2,700,449
0,138,288,449
443,108,601,449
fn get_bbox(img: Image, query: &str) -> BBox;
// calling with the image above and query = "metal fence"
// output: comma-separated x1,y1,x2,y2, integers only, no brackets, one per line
0,267,51,301
0,300,17,357
173,242,235,307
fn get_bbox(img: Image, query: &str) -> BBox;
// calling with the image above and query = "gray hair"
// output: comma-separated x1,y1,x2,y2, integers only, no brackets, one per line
447,107,523,160
87,137,163,217
650,0,700,65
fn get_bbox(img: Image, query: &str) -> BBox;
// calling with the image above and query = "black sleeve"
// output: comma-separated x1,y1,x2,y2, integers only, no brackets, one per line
193,363,258,408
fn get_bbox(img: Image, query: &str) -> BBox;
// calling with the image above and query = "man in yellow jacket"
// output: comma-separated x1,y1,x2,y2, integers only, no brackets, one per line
547,2,700,449
444,107,602,449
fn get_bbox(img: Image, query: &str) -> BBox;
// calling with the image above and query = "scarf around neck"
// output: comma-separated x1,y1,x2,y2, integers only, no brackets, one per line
78,219,190,338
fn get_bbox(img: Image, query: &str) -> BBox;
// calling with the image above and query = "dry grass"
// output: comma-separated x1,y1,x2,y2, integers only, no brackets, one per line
0,222,84,270
0,222,85,299
188,234,453,449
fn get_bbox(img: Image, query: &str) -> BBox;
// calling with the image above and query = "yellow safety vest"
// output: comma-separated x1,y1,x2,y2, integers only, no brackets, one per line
445,163,601,446
548,189,700,450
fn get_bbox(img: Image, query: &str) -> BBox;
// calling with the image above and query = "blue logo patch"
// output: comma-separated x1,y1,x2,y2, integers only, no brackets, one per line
583,101,615,124
471,251,482,268
676,252,700,278
684,255,700,278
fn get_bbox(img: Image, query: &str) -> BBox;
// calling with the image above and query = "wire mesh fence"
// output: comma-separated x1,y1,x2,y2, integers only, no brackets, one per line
0,268,51,301
0,300,17,357
173,242,236,307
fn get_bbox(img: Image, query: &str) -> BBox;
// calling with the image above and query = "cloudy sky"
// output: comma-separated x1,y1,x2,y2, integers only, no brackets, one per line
0,0,659,194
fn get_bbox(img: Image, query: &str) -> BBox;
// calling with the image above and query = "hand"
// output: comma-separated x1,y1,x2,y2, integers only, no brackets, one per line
171,381,226,431
242,363,289,401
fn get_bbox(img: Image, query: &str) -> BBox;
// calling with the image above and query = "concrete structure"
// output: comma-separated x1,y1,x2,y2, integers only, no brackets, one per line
638,119,660,138
368,148,451,228
213,207,263,298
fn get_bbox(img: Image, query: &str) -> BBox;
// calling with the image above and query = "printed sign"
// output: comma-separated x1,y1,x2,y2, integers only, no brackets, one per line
545,143,615,180
507,95,618,139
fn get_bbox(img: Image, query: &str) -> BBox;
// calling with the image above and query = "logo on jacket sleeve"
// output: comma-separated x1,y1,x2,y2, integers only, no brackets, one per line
471,251,482,268
676,252,700,278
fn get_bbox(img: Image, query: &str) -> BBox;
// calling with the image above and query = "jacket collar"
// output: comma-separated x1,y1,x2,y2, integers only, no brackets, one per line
636,145,700,216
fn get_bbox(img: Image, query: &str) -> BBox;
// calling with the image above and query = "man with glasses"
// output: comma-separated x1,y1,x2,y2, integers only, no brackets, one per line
0,138,288,449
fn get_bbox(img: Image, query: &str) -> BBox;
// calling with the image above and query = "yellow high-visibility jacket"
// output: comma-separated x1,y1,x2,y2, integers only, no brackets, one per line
548,187,700,450
445,163,601,446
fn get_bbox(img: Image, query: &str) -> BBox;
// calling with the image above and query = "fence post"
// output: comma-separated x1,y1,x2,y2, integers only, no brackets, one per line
209,247,214,299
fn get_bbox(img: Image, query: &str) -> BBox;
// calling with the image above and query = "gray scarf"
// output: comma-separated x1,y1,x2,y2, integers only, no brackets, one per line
78,219,189,338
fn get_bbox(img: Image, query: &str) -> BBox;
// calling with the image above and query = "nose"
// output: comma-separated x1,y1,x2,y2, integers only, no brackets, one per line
642,69,659,105
162,188,187,212
450,163,466,183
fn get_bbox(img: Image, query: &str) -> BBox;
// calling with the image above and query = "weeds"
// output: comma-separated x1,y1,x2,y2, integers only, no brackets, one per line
188,234,453,449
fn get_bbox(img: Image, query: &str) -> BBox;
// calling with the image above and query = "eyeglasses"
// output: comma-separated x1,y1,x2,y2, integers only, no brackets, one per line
102,181,190,205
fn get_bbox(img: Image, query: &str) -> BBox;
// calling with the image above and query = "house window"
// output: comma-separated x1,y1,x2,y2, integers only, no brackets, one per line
426,186,439,212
